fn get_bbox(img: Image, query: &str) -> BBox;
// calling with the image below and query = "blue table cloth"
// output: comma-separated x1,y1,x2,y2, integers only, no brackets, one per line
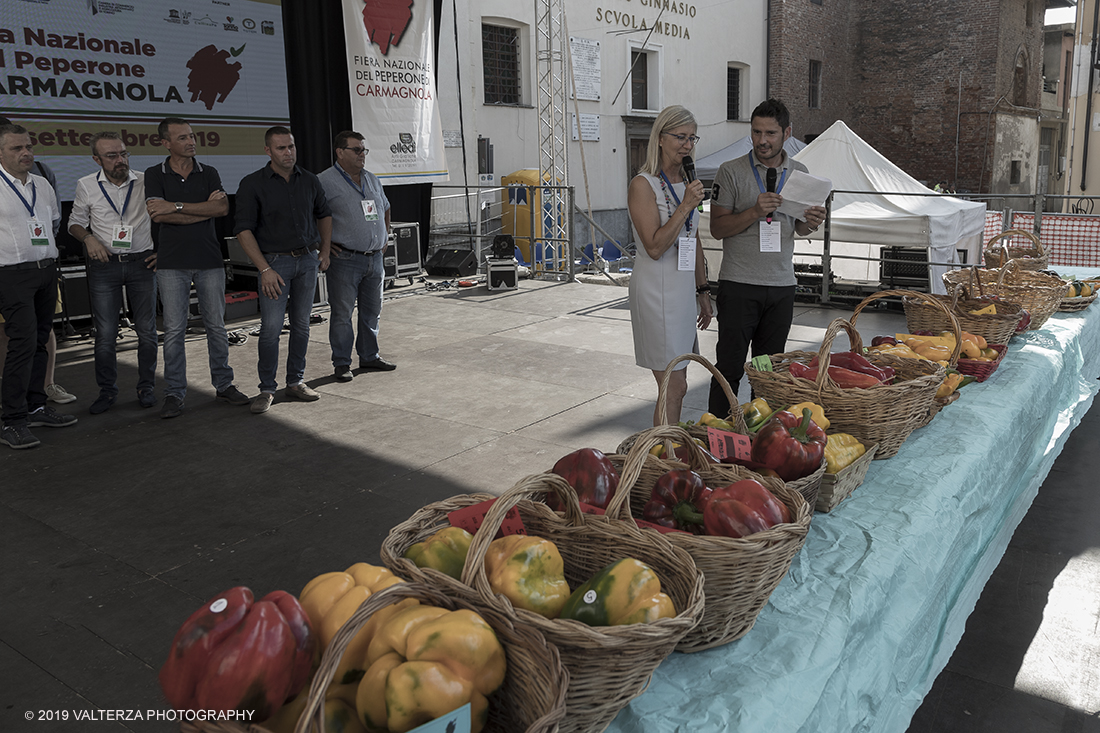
607,272,1099,733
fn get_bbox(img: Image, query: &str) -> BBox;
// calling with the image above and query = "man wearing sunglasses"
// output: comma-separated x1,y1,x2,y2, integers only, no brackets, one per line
317,130,395,383
68,132,158,414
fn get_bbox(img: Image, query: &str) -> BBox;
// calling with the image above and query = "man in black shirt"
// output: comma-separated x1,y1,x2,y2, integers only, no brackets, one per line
145,117,250,419
233,126,332,414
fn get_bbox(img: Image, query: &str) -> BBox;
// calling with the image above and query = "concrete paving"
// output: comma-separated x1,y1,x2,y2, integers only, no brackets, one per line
1,277,1095,732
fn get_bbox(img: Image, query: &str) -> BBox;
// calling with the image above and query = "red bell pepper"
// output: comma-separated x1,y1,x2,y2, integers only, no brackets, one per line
700,495,773,538
549,447,620,510
641,469,712,533
159,587,316,721
750,408,828,482
810,351,895,383
789,361,883,389
708,479,791,525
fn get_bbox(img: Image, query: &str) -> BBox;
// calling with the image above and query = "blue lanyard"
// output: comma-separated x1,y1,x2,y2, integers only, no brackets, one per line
751,164,787,195
338,165,367,199
3,170,38,217
658,171,694,235
97,176,135,220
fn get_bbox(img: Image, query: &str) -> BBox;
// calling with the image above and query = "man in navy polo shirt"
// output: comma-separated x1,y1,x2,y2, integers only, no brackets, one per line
145,117,250,419
233,126,332,415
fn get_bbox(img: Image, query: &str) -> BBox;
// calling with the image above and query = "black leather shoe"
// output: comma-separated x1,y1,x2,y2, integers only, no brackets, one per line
359,357,396,372
160,395,184,419
89,392,116,415
334,365,354,382
137,389,157,408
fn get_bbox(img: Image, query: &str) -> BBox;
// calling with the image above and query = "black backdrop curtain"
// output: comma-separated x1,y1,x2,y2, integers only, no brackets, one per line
280,0,445,261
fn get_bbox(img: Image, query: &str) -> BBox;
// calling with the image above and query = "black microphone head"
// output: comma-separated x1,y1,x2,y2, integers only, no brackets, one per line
682,155,696,183
766,167,777,193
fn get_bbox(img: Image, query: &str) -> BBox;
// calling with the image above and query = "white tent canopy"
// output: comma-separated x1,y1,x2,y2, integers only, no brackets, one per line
695,135,806,181
792,121,986,293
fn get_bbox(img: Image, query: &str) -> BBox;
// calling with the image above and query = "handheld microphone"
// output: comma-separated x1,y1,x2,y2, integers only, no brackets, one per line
682,156,703,212
765,167,777,223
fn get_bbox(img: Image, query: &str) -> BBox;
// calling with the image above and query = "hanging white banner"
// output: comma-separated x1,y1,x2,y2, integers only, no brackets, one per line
341,0,448,184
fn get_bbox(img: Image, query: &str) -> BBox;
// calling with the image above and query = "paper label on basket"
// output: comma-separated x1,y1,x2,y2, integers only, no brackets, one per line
752,354,774,372
407,703,470,733
707,428,752,462
448,499,527,538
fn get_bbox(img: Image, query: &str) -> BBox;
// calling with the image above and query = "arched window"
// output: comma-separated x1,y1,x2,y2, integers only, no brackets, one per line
1013,48,1029,106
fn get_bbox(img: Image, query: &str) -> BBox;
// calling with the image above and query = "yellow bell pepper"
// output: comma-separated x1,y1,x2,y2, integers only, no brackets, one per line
558,557,675,626
824,433,867,474
299,563,416,686
404,526,474,580
869,343,925,360
356,605,506,733
936,372,965,398
265,681,367,733
738,399,773,431
483,535,571,619
788,401,829,430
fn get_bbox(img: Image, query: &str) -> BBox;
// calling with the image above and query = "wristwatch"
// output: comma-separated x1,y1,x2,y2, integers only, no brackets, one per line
174,202,184,212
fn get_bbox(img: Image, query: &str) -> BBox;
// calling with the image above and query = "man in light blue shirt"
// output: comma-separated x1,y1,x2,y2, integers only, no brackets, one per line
317,130,395,382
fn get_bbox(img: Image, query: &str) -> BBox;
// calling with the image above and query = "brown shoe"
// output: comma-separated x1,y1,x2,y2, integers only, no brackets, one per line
251,392,274,414
286,383,320,402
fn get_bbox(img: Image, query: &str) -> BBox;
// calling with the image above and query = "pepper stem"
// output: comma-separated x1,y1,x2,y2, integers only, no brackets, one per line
791,408,814,444
673,501,705,527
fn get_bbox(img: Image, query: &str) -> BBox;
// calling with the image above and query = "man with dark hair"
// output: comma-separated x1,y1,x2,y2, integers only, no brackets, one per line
233,126,332,414
317,130,395,382
68,131,158,414
0,123,77,449
707,99,827,417
145,117,250,419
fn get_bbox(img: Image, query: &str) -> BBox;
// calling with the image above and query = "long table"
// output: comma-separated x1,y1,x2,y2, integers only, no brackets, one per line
606,271,1100,733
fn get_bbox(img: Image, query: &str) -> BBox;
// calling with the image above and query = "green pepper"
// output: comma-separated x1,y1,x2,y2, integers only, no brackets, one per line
404,526,474,580
558,558,675,626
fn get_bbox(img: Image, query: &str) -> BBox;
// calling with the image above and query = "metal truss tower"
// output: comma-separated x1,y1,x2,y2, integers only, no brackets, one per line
534,0,570,264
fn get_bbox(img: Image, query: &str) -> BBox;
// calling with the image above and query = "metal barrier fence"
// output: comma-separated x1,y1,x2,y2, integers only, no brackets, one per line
428,184,577,280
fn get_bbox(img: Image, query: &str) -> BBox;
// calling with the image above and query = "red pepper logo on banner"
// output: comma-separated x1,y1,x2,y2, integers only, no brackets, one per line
361,0,413,55
185,45,243,110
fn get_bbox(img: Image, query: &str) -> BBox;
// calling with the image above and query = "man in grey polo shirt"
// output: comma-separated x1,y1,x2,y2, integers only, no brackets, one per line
707,99,826,417
317,130,395,382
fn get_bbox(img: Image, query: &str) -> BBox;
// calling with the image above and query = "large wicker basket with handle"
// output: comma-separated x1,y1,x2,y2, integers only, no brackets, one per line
181,581,568,733
744,290,953,458
903,274,1025,347
942,259,1070,330
606,424,811,651
380,475,705,733
982,229,1048,270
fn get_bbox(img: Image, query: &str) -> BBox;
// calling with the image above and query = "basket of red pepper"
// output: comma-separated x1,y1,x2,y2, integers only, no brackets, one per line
744,290,956,459
604,424,812,652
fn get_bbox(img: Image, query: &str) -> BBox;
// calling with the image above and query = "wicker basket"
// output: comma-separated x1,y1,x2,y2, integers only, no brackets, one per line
817,437,879,513
616,353,749,456
1058,293,1097,312
381,476,705,733
604,424,811,651
942,259,1070,331
181,582,568,733
903,282,1024,347
744,290,953,459
983,229,1049,270
955,342,1007,382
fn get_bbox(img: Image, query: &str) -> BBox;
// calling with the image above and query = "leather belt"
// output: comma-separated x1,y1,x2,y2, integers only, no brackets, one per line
332,243,381,256
107,251,152,263
286,245,318,257
0,257,55,271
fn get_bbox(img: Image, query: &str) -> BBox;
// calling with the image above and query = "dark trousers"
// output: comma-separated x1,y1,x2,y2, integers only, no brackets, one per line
708,280,796,418
0,264,57,426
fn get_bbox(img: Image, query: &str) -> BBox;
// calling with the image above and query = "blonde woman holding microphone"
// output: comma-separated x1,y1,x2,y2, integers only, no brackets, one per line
627,105,712,425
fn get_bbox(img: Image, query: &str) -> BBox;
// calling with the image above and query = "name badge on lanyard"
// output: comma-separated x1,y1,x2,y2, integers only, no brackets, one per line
677,236,696,271
113,226,134,249
28,219,50,246
362,199,379,221
759,221,782,252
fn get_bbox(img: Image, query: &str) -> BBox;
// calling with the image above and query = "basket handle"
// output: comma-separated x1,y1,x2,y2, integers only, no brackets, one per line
657,353,748,433
605,424,712,521
988,228,1044,258
799,316,866,393
851,289,962,366
995,257,1020,287
292,582,456,733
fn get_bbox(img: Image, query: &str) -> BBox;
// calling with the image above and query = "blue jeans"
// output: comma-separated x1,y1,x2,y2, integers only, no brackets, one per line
326,248,383,367
257,251,318,393
157,268,234,401
87,256,158,397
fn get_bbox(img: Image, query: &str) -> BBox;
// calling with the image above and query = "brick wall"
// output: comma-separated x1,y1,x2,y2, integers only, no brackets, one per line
770,0,1046,193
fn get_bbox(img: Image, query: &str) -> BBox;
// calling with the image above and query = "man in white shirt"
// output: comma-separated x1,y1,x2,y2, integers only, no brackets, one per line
68,132,158,414
0,123,77,450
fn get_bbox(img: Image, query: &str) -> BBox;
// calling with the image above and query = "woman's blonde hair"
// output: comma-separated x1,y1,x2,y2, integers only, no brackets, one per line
639,105,697,176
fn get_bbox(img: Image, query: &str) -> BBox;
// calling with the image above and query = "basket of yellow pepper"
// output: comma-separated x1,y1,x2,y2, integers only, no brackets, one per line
816,433,879,512
381,475,705,733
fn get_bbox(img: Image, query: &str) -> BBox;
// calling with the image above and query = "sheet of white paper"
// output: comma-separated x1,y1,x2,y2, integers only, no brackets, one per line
777,169,832,219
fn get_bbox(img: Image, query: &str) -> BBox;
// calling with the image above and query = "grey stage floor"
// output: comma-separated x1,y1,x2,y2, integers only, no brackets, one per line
2,277,1096,732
